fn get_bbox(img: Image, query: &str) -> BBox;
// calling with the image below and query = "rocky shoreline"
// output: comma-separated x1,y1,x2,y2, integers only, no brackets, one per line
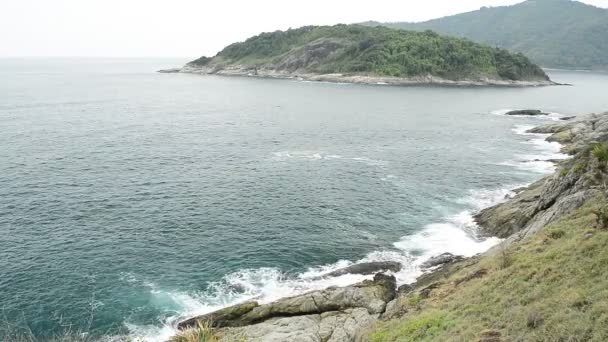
160,66,559,87
476,112,608,244
171,112,607,341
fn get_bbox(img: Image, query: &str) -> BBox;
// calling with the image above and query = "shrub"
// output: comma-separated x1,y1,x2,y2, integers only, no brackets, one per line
591,143,608,165
498,245,513,269
547,229,566,239
169,321,218,342
591,206,608,229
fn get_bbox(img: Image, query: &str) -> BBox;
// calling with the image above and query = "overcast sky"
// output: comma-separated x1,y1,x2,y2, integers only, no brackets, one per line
0,0,606,58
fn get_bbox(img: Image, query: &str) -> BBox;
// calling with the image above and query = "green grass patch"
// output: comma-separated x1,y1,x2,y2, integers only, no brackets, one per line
371,311,453,342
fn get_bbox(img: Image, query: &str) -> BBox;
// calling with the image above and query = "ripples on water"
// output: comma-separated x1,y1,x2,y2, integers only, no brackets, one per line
1,59,607,340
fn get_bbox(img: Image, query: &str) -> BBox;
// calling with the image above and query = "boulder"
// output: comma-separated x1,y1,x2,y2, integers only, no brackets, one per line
178,301,259,329
397,284,414,295
474,178,546,238
420,253,464,269
505,109,548,116
178,273,396,330
217,308,377,342
157,68,181,73
318,261,401,278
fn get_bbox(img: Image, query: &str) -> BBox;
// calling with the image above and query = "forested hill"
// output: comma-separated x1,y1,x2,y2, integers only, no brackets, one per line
184,25,550,84
363,0,608,70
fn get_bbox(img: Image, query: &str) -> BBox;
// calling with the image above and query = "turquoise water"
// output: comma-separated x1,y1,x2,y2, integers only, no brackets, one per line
1,59,607,340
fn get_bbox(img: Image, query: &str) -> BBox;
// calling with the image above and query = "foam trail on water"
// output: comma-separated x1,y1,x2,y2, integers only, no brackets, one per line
126,118,567,341
125,183,510,341
502,124,569,174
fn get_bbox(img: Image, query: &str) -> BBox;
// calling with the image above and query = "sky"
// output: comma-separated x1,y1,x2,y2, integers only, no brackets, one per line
0,0,607,58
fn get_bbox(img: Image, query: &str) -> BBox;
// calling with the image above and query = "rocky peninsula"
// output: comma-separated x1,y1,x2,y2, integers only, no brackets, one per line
164,25,556,87
172,113,608,341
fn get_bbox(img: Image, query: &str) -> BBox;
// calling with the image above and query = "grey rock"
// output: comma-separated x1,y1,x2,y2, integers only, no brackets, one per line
505,109,548,116
157,68,181,73
178,273,396,329
420,253,464,269
477,112,608,242
397,284,414,295
218,308,377,342
178,301,259,329
318,261,402,278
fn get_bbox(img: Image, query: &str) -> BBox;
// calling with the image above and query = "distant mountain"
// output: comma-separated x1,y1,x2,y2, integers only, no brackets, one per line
178,25,551,86
363,0,608,70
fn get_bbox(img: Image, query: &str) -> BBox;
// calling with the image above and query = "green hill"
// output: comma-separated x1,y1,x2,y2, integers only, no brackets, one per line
364,0,608,70
182,25,551,85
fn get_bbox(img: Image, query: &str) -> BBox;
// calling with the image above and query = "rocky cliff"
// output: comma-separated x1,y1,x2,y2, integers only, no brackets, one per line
475,113,608,241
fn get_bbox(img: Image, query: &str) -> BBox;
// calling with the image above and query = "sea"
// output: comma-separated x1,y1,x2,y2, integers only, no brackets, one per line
1,58,607,340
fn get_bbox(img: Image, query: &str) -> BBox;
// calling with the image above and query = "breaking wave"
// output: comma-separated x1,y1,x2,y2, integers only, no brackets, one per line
126,114,565,341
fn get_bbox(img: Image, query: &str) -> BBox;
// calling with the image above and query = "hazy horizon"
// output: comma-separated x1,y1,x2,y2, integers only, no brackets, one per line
1,0,606,58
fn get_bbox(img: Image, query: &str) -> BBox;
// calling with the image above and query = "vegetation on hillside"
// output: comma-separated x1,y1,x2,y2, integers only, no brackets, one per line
188,25,549,81
365,0,608,69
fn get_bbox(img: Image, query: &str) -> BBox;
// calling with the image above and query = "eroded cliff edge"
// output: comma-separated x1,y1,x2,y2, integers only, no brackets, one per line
475,113,608,241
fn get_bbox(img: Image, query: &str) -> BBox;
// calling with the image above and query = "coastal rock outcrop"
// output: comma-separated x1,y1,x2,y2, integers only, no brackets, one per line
505,109,548,116
316,261,402,278
178,274,396,341
218,308,376,342
476,113,608,240
420,253,464,269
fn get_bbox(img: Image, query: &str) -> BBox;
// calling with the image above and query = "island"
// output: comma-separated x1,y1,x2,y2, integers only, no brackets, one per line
165,25,556,87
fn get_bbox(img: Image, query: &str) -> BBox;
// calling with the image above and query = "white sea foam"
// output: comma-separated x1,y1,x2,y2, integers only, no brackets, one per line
504,123,570,174
126,184,508,341
127,116,565,341
272,151,387,166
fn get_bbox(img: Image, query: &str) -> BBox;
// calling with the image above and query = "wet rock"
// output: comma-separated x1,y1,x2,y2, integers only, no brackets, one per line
505,109,548,116
477,113,608,242
178,273,396,330
560,116,576,121
474,178,546,238
318,261,402,278
157,68,181,73
421,253,465,269
178,301,259,329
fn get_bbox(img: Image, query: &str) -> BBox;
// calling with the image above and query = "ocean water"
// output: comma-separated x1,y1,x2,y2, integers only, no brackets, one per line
1,59,607,340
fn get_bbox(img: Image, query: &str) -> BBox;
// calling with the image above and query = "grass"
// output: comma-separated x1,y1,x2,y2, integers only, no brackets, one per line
592,143,608,164
169,321,219,342
370,198,608,341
